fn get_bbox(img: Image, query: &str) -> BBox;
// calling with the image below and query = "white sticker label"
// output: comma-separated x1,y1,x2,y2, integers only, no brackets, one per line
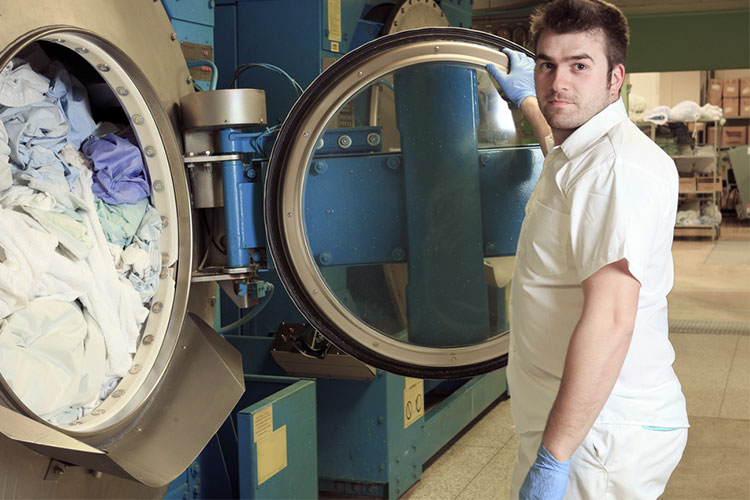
253,405,273,442
257,425,287,485
330,41,339,53
403,378,424,428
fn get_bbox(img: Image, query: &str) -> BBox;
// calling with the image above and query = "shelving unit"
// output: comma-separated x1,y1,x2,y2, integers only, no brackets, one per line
636,120,722,240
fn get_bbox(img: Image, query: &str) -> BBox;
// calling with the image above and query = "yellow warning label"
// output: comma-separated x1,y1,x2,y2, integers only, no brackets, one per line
403,378,424,428
327,0,342,42
253,405,273,442
257,425,287,485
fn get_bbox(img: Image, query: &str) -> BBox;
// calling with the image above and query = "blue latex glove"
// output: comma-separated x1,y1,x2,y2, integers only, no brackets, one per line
486,48,536,107
519,444,571,500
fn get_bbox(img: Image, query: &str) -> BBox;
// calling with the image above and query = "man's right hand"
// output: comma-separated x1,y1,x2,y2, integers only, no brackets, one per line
486,48,536,108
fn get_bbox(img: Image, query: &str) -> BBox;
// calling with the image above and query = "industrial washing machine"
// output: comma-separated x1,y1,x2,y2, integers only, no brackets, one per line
0,1,543,498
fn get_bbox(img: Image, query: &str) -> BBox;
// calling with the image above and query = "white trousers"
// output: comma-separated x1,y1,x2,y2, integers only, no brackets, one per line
510,424,688,500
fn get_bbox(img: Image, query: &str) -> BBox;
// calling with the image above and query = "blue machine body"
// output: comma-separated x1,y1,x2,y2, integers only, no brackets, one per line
163,1,544,499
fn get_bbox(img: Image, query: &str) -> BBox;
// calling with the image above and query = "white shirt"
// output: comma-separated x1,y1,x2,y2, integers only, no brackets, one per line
508,99,689,433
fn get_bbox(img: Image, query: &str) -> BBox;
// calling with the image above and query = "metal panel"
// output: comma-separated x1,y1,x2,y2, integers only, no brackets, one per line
237,379,318,499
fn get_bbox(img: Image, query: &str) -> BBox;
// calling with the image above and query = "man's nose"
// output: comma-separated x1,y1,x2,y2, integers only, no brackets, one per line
551,68,570,92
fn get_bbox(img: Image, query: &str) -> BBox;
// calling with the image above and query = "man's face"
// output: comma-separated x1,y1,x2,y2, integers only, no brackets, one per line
534,29,623,140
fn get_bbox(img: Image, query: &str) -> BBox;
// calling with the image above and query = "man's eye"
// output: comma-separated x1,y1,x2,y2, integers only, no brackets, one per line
540,62,554,70
574,63,587,71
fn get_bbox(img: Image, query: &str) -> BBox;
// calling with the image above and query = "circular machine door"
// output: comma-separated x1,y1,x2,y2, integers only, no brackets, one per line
266,28,543,379
0,0,242,493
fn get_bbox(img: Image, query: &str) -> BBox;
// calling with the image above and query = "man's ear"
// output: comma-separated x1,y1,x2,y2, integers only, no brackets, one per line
610,63,625,99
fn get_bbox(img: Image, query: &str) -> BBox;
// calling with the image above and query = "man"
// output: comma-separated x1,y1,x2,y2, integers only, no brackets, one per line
486,1,689,498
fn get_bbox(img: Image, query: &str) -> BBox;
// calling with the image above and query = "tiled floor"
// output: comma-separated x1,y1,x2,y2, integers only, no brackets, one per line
402,226,750,500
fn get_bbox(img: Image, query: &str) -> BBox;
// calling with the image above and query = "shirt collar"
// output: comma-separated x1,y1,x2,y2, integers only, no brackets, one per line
558,98,628,160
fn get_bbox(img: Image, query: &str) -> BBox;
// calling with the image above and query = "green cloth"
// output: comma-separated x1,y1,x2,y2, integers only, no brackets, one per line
95,198,148,248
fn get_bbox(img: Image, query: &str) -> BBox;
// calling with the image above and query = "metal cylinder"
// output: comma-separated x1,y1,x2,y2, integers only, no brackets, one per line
180,89,267,131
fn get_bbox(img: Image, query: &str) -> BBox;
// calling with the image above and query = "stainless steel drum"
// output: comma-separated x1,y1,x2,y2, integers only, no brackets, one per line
0,1,243,497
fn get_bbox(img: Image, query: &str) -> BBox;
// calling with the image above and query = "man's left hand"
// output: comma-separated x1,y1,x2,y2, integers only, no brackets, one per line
519,445,571,500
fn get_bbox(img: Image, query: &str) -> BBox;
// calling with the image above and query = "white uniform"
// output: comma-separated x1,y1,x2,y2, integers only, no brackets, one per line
508,99,689,499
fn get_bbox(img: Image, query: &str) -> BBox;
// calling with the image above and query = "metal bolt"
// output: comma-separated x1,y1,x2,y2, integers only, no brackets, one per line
357,71,363,77
186,75,193,85
161,216,169,228
161,253,169,265
170,32,178,41
133,114,144,125
313,161,328,174
91,409,105,416
391,247,406,261
337,135,352,149
144,146,156,157
251,252,263,263
480,153,491,166
386,156,401,170
316,138,325,150
97,63,110,72
151,302,163,313
129,364,141,374
116,87,129,96
287,212,293,218
153,180,164,192
434,46,440,53
485,242,497,254
318,252,332,265
112,389,124,398
245,168,257,180
303,132,309,137
142,335,154,345
450,355,457,362
52,38,65,44
75,47,89,54
366,132,381,146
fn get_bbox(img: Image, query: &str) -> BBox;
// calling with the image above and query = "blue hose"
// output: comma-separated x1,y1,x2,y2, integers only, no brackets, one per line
217,283,275,335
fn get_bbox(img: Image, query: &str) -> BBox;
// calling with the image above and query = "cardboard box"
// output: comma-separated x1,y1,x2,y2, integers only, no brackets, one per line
679,175,696,193
721,126,747,147
723,78,739,97
708,78,723,105
723,97,739,117
707,125,715,145
697,176,721,192
741,77,750,97
741,96,750,116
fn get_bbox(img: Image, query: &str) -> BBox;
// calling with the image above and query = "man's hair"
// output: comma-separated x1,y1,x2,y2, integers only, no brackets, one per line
529,0,630,75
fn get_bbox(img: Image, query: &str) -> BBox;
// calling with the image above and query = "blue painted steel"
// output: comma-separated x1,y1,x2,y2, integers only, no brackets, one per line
219,128,251,268
317,370,507,498
305,153,406,267
304,148,543,266
479,148,544,256
161,0,216,27
316,372,423,498
393,65,488,347
238,379,318,499
314,126,382,154
422,370,508,460
438,0,474,28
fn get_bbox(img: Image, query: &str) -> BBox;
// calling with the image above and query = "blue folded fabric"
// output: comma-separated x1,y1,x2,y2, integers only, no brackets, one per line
46,62,97,150
82,133,150,205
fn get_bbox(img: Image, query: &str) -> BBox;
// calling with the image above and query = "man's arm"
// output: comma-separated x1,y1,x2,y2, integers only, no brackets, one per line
486,48,552,155
542,258,640,461
519,97,552,156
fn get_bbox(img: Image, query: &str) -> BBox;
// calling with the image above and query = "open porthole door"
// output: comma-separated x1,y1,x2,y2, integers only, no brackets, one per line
265,28,544,380
0,1,243,497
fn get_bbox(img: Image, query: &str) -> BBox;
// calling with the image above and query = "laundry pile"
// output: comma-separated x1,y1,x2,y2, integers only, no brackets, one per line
676,199,722,226
0,46,162,425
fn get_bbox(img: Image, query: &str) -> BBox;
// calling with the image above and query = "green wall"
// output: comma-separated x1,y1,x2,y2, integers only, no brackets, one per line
626,9,750,72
